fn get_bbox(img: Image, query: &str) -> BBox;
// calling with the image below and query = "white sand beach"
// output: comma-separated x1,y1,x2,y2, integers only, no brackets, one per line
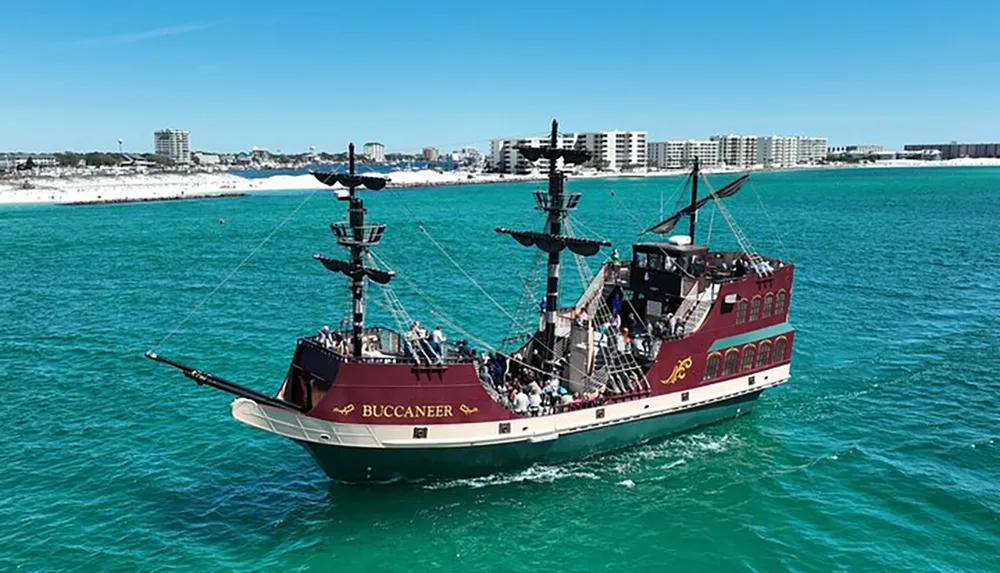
2,157,1000,206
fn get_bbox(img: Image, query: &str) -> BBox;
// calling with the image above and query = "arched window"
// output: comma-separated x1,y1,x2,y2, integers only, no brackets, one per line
757,341,772,368
774,337,788,362
762,294,774,318
741,345,756,371
750,297,761,321
736,301,748,324
723,350,740,376
775,290,787,315
703,353,721,380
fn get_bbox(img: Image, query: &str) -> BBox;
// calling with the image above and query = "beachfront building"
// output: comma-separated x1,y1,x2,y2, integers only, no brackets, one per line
363,142,386,162
490,136,574,174
648,140,720,169
796,137,829,164
0,153,58,170
828,144,883,158
489,130,646,174
712,134,758,168
903,142,1000,160
757,136,799,168
422,146,440,161
154,129,191,164
193,153,221,166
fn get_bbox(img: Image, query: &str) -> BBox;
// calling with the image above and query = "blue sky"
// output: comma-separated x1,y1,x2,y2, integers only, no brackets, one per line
1,0,997,153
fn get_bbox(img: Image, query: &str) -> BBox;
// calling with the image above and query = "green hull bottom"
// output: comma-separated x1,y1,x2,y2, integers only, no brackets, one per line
298,391,763,483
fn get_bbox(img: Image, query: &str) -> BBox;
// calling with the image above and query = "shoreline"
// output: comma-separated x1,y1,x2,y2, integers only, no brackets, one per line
64,191,246,206
3,158,1000,206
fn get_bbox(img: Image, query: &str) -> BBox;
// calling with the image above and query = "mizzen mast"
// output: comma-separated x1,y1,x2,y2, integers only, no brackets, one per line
495,119,610,374
311,143,392,357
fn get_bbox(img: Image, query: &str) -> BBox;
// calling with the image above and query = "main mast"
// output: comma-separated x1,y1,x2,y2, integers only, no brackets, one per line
311,144,393,358
689,156,699,241
496,119,610,375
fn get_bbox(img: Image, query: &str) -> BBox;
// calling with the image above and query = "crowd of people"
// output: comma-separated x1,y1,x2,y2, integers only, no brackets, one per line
473,349,607,417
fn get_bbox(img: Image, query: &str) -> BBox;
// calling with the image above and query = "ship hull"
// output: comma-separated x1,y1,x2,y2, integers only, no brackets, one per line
296,390,761,483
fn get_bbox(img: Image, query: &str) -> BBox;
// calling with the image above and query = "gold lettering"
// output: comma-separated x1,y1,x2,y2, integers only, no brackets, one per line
358,404,459,418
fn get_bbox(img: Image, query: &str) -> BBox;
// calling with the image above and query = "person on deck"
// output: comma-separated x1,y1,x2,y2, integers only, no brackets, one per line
513,388,529,415
318,326,331,348
431,326,447,360
527,387,542,416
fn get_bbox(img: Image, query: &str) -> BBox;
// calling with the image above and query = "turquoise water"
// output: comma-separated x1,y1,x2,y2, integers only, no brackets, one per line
2,167,999,571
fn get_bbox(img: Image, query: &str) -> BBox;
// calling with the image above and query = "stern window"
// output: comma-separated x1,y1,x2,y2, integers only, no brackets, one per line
763,294,774,318
704,354,721,380
750,297,761,321
757,342,772,368
741,345,757,372
736,301,748,324
775,291,787,315
723,350,740,376
774,337,788,362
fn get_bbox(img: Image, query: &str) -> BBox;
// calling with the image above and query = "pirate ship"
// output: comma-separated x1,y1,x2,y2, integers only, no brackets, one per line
148,120,795,483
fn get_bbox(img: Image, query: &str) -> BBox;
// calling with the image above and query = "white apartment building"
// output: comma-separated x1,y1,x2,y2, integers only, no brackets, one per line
711,134,758,168
154,129,191,164
757,136,799,168
363,141,386,162
489,130,646,174
648,140,720,169
796,137,829,164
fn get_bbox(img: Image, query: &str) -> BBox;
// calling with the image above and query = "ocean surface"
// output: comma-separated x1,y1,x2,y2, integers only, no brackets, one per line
2,167,999,572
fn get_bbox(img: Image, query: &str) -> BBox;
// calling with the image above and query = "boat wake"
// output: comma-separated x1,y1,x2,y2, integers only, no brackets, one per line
423,432,742,490
423,464,601,490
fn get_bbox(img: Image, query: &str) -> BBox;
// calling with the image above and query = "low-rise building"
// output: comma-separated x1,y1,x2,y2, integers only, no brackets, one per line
828,144,883,157
903,142,1000,160
422,146,440,161
193,153,221,166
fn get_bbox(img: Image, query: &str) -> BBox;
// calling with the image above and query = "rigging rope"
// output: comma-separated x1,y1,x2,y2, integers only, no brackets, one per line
416,224,520,324
147,189,319,353
748,179,794,263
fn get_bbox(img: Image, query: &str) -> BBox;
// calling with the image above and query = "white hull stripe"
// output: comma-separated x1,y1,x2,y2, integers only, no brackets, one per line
232,364,791,450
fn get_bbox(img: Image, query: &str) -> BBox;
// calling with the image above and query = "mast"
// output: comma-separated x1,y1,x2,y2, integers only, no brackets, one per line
310,144,392,359
541,120,563,367
495,119,610,375
689,156,699,241
346,144,365,356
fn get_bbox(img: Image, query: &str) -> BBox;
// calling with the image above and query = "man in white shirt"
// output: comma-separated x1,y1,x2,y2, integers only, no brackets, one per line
513,389,529,414
431,326,447,361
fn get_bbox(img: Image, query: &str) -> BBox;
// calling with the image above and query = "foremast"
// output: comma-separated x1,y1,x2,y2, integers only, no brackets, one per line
311,144,393,358
496,119,610,375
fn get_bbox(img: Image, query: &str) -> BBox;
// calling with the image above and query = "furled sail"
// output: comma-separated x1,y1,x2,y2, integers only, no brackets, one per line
314,255,394,284
311,172,388,190
515,146,591,166
643,174,749,235
494,228,610,256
